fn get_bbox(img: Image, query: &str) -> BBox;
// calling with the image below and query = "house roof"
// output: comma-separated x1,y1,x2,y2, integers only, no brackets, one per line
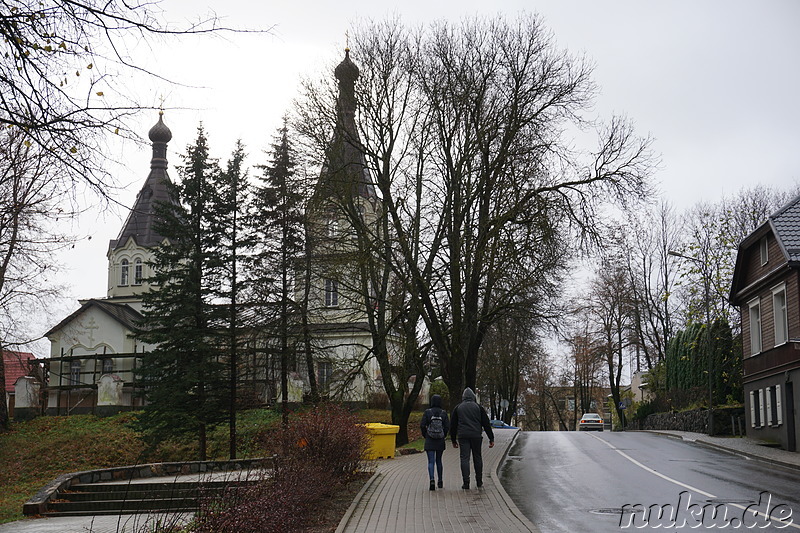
730,193,800,304
3,351,36,393
769,194,800,263
45,299,143,338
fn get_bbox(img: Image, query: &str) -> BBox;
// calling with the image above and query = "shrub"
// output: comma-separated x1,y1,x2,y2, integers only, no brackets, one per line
193,403,370,533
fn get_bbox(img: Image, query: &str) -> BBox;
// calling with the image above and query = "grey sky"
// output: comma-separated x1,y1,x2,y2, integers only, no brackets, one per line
52,0,800,338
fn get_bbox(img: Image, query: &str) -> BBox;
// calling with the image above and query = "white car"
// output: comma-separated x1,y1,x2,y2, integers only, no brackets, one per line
578,413,604,431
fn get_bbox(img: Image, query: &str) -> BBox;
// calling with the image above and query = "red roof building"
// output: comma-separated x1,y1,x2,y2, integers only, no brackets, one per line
3,351,36,393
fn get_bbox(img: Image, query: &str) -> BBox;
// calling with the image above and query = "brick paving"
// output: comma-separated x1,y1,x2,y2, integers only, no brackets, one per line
336,429,538,533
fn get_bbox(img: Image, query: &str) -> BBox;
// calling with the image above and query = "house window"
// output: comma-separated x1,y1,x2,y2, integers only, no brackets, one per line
102,358,114,374
772,285,788,346
768,385,783,426
325,279,339,307
120,259,129,286
748,298,762,355
760,237,769,265
70,360,82,385
134,258,143,285
318,361,332,390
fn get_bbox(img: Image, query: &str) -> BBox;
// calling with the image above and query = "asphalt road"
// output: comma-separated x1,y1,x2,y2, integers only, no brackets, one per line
500,431,800,532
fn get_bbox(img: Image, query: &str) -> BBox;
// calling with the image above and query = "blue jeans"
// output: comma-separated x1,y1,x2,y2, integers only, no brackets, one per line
426,450,443,481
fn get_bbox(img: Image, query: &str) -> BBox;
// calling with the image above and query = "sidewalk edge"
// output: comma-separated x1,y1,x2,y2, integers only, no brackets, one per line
334,470,381,533
491,430,540,533
640,430,800,472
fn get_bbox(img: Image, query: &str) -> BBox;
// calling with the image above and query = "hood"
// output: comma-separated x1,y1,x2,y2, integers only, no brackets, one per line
462,387,476,402
430,394,442,408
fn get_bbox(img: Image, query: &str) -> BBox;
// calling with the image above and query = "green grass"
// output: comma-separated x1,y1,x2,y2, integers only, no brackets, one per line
0,407,422,524
399,438,425,451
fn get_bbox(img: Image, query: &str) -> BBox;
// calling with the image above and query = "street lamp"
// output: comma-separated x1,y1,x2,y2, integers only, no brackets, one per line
668,250,714,436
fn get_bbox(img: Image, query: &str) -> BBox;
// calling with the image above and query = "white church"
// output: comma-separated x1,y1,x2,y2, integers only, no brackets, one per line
41,51,393,415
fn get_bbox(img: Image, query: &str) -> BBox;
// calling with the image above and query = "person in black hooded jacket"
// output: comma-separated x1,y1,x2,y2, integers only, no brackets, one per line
420,394,449,490
450,387,494,490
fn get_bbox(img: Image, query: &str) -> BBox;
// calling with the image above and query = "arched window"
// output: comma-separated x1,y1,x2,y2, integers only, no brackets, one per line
134,258,143,285
120,259,129,286
70,360,82,385
102,358,114,374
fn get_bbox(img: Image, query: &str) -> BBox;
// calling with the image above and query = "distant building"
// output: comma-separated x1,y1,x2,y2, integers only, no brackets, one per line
730,195,800,452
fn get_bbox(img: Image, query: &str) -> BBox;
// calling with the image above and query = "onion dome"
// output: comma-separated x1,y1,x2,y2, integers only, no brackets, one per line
334,48,360,83
148,111,172,144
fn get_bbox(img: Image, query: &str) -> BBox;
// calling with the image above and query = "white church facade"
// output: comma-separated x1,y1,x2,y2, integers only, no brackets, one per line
41,51,405,415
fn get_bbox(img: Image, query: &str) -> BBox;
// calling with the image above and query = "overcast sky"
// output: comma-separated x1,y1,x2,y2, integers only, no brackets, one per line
48,0,800,346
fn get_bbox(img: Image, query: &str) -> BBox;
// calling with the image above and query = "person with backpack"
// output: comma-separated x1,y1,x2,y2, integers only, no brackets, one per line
420,394,449,491
450,387,494,490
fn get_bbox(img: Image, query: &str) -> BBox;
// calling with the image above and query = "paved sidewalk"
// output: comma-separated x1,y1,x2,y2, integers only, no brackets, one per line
642,430,800,471
336,429,538,533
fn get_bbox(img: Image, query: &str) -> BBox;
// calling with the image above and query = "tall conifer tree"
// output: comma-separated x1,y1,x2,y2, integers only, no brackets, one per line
135,125,228,460
253,120,310,422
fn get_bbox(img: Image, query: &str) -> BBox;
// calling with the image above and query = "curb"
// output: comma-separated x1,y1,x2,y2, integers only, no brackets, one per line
491,430,540,533
641,430,800,473
334,470,381,533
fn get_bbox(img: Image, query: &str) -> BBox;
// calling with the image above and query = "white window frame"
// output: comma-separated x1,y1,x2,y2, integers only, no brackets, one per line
748,298,762,355
772,284,788,346
318,361,333,389
70,360,82,385
120,259,129,286
133,258,143,285
750,390,757,427
760,236,769,265
324,279,339,307
758,389,766,428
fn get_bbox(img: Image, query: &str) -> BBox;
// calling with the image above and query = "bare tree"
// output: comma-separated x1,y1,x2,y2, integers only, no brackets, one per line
0,0,260,197
297,15,656,405
0,128,72,429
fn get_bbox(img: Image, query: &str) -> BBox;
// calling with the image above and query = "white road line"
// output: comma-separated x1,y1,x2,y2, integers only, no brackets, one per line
588,433,800,530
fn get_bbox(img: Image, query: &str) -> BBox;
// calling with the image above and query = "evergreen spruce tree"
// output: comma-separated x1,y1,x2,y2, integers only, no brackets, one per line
135,125,229,460
253,120,310,423
211,140,254,459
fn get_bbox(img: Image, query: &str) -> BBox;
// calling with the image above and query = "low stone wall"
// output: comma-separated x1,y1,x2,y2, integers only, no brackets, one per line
23,457,274,516
639,406,746,436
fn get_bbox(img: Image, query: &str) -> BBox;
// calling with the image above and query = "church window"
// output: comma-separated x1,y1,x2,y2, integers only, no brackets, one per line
70,359,82,385
325,279,339,307
328,218,339,238
120,259,129,286
318,361,332,390
134,258,143,285
102,358,114,374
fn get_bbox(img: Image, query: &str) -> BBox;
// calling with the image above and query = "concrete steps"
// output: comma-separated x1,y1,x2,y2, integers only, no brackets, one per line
42,480,254,516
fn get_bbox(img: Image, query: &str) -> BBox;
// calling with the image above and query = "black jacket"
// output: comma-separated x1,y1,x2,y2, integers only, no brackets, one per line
420,394,450,451
451,387,494,444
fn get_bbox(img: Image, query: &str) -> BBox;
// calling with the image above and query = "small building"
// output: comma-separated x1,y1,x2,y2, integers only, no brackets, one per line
3,351,38,418
730,195,800,451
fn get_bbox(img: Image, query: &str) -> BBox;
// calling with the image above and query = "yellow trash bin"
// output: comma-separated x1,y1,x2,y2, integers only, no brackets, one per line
363,423,400,459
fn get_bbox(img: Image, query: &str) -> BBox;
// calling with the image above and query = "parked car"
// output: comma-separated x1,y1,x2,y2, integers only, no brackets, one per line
578,413,604,431
490,419,518,429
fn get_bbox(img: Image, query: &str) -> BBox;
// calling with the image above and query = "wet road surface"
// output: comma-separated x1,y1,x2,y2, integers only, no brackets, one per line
500,431,800,532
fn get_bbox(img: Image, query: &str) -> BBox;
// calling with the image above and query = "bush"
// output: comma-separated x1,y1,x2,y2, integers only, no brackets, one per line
194,404,370,533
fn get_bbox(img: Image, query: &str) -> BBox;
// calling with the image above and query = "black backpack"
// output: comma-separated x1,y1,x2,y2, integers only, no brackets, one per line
427,409,445,439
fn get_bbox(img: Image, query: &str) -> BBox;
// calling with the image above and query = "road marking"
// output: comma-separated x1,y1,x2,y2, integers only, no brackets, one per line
588,433,800,530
